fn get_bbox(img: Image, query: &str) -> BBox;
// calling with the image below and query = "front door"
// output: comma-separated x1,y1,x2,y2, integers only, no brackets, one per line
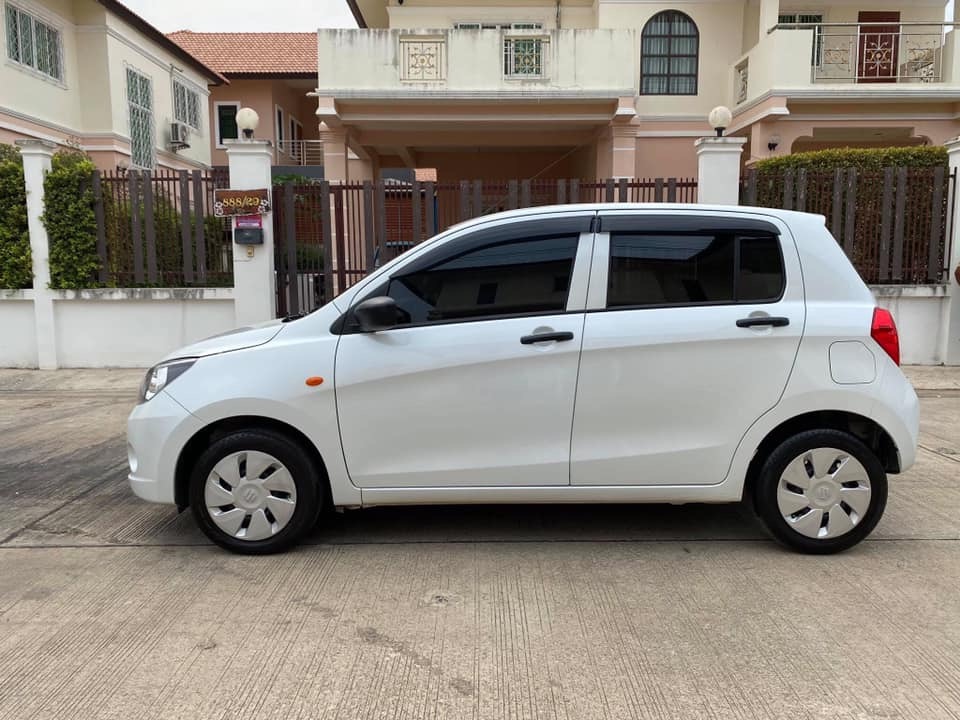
570,212,805,486
858,11,900,83
335,214,594,488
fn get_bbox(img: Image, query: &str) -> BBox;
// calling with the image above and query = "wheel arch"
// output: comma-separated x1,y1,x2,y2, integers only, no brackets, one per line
174,415,332,511
743,410,900,501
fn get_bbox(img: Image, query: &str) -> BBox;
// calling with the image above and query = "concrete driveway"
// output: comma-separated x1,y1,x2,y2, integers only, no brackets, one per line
1,368,959,720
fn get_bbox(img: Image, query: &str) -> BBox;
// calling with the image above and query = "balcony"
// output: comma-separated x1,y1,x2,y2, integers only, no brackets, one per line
733,22,960,107
276,140,324,166
316,28,637,97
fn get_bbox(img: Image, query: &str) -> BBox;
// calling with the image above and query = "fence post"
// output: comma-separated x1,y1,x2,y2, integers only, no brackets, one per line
694,136,747,205
15,139,58,369
943,139,960,364
225,140,276,325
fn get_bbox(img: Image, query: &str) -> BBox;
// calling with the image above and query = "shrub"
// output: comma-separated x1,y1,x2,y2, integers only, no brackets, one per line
43,150,99,289
0,144,31,289
752,146,948,173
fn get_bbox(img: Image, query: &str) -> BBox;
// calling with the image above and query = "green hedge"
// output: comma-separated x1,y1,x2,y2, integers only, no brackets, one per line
43,150,99,289
752,146,948,173
0,144,31,289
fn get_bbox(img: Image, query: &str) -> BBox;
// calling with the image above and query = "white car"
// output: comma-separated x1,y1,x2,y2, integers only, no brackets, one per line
128,204,919,555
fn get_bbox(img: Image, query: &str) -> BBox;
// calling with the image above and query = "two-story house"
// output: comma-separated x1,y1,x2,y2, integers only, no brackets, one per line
316,0,960,182
167,31,322,172
0,0,221,170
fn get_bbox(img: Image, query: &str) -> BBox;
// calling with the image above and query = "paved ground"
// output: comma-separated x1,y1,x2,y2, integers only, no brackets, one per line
0,368,959,719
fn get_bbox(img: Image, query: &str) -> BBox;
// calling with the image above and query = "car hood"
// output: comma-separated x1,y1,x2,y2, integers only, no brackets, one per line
161,320,286,362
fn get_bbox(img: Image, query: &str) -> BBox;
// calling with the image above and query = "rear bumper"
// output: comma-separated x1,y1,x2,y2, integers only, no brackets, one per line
877,363,919,473
127,390,204,505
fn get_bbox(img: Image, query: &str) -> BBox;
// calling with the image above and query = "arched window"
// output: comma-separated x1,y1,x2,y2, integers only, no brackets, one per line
640,11,699,95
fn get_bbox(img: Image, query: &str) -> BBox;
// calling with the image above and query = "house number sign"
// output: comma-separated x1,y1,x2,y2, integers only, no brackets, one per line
214,188,271,217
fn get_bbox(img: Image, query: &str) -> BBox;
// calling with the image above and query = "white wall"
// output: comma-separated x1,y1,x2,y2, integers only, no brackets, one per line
872,285,950,365
316,28,636,94
102,11,213,168
0,293,38,367
1,289,238,368
0,0,212,167
0,0,85,133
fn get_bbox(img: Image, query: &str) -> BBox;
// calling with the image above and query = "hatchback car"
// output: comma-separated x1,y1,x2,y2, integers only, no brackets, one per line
128,204,919,555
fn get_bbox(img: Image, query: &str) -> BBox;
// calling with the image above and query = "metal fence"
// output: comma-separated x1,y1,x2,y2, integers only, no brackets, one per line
92,168,233,287
741,166,955,284
273,176,699,317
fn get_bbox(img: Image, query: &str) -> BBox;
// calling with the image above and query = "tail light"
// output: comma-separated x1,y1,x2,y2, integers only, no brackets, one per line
871,307,900,366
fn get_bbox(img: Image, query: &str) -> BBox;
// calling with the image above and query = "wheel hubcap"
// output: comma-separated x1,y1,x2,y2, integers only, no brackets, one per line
204,451,297,541
776,447,872,540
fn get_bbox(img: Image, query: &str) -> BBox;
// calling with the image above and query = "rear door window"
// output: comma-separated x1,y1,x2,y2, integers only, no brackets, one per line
607,229,784,308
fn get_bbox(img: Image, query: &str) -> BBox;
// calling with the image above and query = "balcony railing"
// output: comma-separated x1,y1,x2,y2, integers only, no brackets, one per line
276,140,324,166
774,22,950,83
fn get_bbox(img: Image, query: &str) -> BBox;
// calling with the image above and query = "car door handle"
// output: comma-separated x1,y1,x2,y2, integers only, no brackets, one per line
520,331,575,345
736,316,790,328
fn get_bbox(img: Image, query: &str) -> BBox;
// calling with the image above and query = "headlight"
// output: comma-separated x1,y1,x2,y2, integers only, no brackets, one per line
139,359,196,403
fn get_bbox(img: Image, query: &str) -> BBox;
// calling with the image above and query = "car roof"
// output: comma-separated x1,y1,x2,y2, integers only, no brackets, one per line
444,203,822,234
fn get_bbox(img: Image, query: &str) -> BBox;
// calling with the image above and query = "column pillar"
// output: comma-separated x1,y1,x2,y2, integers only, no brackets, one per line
225,140,276,325
320,123,348,182
695,136,747,205
758,0,780,36
942,138,960,364
594,128,613,181
16,139,57,369
611,126,637,179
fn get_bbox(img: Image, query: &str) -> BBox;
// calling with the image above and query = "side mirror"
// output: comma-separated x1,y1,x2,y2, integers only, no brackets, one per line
353,296,400,332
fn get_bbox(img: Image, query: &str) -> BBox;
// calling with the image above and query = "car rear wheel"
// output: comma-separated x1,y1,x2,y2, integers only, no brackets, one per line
754,429,887,554
189,429,321,554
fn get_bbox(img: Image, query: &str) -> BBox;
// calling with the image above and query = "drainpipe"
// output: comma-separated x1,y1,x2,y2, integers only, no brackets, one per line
556,0,561,29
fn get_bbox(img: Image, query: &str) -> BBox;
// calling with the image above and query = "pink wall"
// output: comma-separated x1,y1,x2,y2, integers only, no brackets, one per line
419,149,590,183
636,137,699,179
208,79,318,167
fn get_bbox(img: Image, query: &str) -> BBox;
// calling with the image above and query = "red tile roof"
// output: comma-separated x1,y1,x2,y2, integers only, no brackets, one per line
166,31,317,77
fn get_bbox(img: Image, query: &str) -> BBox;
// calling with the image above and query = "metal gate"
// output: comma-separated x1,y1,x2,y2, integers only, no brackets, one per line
272,176,698,317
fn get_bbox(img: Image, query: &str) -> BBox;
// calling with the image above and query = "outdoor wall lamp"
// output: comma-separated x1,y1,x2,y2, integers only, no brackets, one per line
768,134,781,152
708,106,733,137
236,108,260,140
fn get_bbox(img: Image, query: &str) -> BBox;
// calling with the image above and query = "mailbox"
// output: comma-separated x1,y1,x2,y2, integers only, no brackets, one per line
234,214,264,245
234,227,264,245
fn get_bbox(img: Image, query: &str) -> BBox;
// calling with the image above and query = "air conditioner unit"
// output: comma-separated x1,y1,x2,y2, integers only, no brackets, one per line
169,122,190,150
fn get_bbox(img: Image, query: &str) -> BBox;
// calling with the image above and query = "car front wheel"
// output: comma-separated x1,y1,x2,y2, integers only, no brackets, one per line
754,429,888,554
189,429,321,554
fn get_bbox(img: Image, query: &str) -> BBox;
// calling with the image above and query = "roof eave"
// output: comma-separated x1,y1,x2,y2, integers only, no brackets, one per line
345,0,368,28
225,71,317,80
96,0,227,85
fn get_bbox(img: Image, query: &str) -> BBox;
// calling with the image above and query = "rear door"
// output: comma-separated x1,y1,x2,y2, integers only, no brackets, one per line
571,211,805,486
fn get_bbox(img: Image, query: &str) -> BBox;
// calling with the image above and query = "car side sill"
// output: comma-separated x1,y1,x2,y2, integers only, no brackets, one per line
359,483,743,507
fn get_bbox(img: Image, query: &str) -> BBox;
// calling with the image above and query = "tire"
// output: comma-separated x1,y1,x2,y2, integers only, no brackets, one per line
754,429,888,554
189,429,321,554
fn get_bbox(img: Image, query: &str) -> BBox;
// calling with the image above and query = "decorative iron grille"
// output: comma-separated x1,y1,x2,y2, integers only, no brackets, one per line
399,36,446,81
503,36,546,78
5,3,63,81
735,61,748,104
173,78,202,129
126,67,155,169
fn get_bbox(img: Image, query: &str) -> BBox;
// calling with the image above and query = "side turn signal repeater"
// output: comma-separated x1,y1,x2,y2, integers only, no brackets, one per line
305,376,324,387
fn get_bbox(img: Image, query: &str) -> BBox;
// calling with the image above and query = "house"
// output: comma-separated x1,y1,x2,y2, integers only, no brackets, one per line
166,31,321,171
315,0,960,182
0,0,222,170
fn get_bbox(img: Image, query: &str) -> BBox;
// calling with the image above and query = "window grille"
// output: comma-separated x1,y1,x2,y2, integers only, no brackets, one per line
126,67,154,169
5,3,63,81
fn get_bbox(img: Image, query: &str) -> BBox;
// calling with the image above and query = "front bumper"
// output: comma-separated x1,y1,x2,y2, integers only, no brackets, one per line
127,390,204,504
